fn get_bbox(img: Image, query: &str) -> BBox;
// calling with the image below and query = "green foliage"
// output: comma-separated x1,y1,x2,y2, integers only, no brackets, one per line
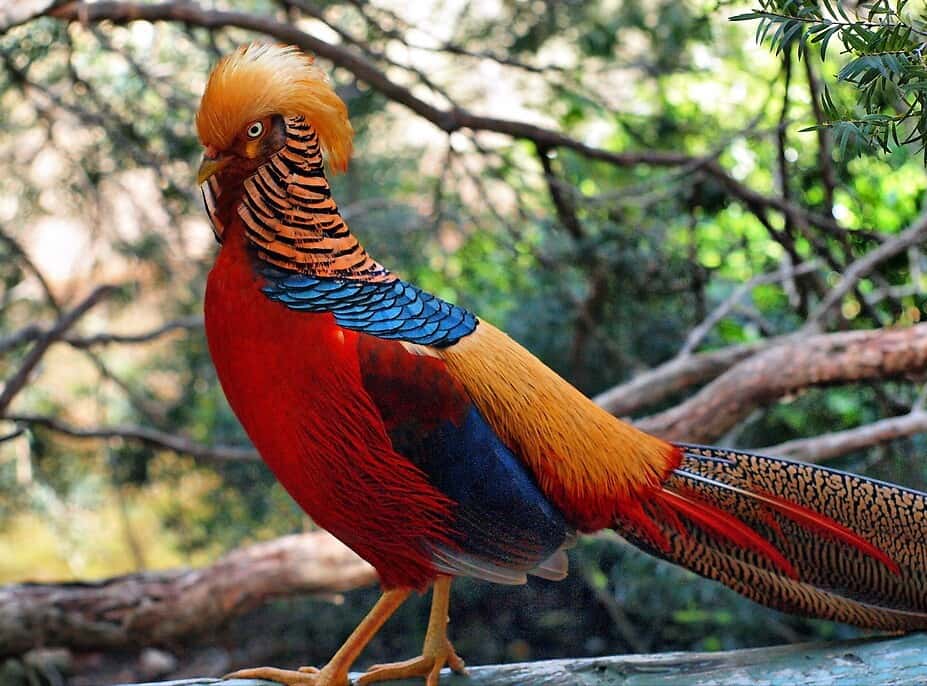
734,0,927,159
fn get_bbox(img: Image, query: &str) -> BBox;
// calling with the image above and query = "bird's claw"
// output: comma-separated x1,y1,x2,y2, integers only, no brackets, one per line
223,665,343,686
356,638,467,686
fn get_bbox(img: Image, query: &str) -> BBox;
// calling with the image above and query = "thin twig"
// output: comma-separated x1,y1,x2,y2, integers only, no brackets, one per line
679,261,819,357
576,555,649,653
0,226,62,313
8,412,259,463
67,315,203,348
803,209,927,331
803,54,837,219
0,426,25,443
0,285,117,415
0,325,44,356
536,144,584,240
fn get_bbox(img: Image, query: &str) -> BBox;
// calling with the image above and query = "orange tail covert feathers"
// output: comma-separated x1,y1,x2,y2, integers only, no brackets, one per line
430,321,683,531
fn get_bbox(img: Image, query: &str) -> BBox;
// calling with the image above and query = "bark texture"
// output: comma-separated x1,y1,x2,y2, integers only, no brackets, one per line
114,634,927,686
0,533,374,657
637,323,927,443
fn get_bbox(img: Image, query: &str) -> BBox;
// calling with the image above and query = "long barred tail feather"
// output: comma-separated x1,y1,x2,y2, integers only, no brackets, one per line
614,444,927,630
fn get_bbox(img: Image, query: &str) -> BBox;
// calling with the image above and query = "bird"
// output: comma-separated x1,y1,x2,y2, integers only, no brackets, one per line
195,43,927,686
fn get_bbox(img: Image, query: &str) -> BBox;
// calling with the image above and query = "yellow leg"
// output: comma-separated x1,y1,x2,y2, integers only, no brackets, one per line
224,588,411,686
357,575,467,686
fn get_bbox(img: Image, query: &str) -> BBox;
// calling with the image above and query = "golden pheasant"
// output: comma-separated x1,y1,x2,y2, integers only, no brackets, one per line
194,44,927,686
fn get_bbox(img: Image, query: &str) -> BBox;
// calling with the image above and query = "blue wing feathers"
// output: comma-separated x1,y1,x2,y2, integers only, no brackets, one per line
394,405,571,571
261,267,478,346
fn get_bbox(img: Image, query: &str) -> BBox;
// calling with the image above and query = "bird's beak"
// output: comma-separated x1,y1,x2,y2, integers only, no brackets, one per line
196,154,232,186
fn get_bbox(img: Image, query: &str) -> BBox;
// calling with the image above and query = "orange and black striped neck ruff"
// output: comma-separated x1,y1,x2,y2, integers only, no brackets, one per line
229,116,394,283
205,115,478,347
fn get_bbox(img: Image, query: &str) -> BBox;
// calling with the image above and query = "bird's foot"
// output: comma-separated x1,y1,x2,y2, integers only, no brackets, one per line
224,665,348,686
356,637,467,686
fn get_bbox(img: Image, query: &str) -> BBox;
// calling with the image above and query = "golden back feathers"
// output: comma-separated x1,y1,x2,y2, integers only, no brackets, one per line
196,43,353,173
433,322,681,531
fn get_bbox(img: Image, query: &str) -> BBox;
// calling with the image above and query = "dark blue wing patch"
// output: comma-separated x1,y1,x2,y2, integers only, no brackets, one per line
391,405,571,571
260,267,478,347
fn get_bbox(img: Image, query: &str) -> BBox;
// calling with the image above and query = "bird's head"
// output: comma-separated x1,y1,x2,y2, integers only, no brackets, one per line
195,43,353,188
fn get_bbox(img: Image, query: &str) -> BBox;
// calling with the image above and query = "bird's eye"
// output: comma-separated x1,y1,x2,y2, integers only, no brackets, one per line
246,121,264,139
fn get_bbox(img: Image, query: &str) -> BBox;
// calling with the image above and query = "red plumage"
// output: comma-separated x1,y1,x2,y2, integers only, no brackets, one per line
205,219,454,589
355,333,471,435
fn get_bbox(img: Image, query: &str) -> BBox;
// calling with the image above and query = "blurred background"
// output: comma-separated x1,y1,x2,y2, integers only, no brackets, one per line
1,0,927,684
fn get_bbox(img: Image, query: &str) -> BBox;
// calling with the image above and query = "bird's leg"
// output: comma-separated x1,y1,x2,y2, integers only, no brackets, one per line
224,587,411,686
357,575,466,686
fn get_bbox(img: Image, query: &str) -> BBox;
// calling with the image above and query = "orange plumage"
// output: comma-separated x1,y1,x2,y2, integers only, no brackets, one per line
432,322,680,530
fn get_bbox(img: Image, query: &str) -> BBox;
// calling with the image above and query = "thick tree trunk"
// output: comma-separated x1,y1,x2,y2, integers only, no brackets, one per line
114,634,927,685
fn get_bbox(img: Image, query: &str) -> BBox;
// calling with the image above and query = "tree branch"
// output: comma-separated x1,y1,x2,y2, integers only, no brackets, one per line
678,261,818,357
0,325,45,356
636,323,927,443
7,413,259,463
42,0,855,240
535,145,584,239
0,285,117,416
0,532,375,657
764,409,927,462
0,226,63,314
60,634,927,686
0,316,203,355
592,339,778,416
804,209,927,330
67,315,203,348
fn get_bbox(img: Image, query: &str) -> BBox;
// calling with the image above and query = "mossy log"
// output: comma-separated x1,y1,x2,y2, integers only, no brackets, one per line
117,633,927,686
